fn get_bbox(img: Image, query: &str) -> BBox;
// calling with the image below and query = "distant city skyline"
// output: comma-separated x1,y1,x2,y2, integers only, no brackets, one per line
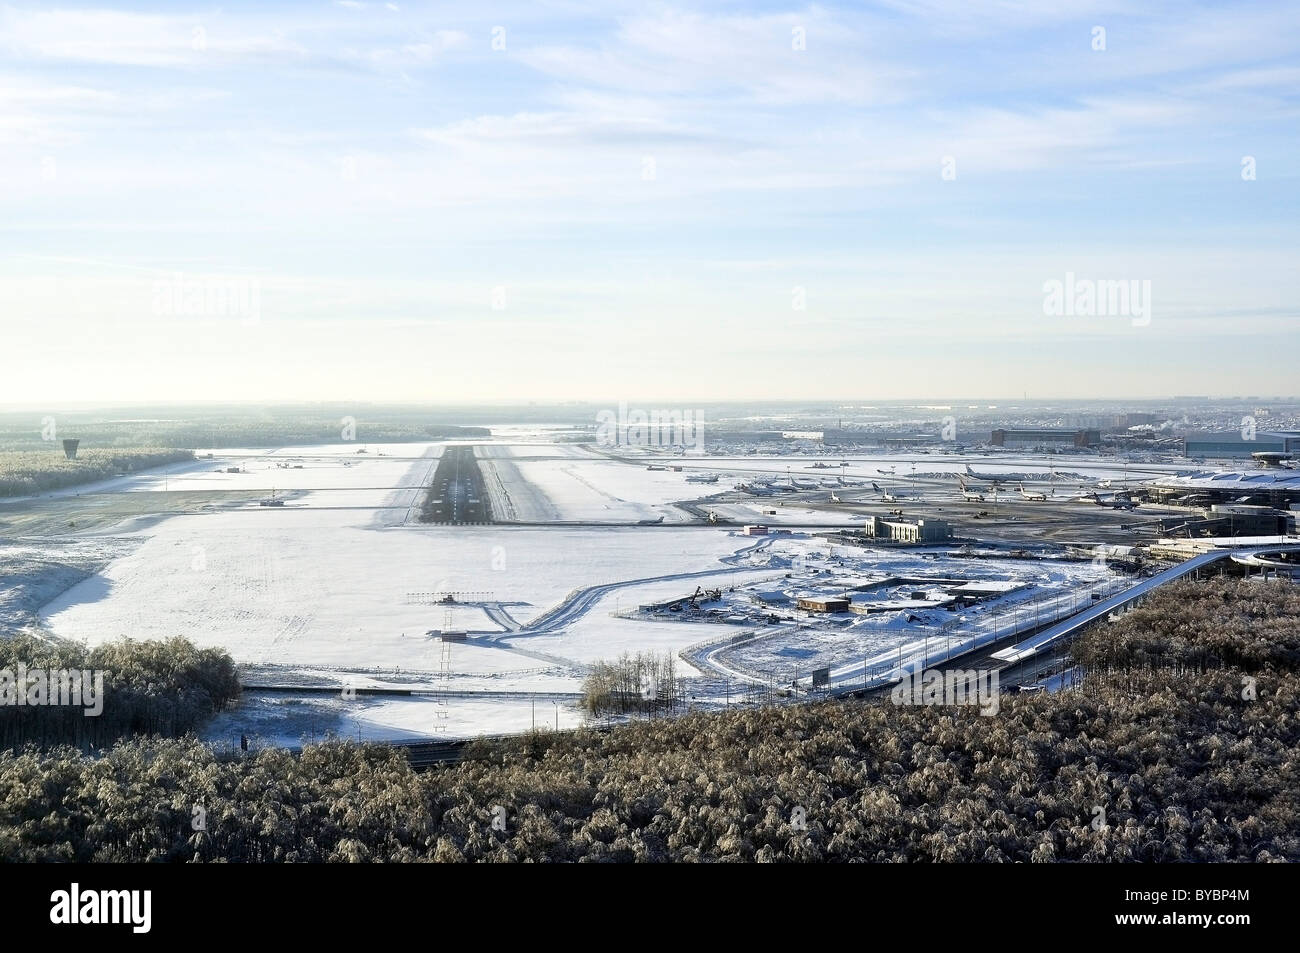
3,1,1297,402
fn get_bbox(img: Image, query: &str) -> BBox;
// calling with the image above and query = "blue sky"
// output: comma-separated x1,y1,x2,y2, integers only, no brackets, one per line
2,0,1298,403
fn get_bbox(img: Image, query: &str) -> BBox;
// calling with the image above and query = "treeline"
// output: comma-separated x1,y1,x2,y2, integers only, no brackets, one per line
581,652,684,715
1071,578,1300,674
0,580,1296,862
0,413,490,454
0,449,194,497
0,635,240,749
138,422,487,448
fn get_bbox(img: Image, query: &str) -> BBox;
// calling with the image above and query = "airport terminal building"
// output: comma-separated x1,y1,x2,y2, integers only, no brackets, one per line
990,428,1100,449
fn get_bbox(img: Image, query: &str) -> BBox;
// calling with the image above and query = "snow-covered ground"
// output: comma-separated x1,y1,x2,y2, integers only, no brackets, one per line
30,438,1151,741
41,518,752,669
202,691,587,749
480,456,700,522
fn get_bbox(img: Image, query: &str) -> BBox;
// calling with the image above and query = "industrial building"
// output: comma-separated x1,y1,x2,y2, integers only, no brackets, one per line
1061,413,1162,429
821,430,943,448
861,515,953,543
708,430,786,443
796,596,851,613
1182,431,1300,459
990,428,1100,449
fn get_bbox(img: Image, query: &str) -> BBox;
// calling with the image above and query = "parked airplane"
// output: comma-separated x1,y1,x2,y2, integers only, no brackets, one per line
736,482,776,496
1095,494,1139,510
1082,491,1134,508
1018,483,1048,502
965,464,1023,485
685,473,719,484
829,492,843,503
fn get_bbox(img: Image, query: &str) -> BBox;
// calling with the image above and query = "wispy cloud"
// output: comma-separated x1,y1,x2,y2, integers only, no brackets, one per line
1,0,1297,401
0,8,304,66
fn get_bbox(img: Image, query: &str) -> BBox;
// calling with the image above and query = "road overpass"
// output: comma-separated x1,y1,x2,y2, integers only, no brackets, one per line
990,542,1300,665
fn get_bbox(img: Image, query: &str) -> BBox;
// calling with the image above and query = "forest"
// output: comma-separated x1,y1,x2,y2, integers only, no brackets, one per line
0,635,240,749
0,407,490,455
581,651,685,715
0,578,1295,862
1070,578,1300,674
0,449,195,497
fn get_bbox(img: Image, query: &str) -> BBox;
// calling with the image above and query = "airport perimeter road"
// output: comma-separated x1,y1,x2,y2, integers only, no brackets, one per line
991,542,1300,664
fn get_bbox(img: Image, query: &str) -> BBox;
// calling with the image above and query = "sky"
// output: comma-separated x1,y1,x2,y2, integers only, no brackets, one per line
1,0,1298,404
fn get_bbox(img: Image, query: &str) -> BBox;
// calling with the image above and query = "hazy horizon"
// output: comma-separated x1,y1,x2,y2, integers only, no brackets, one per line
3,393,1297,414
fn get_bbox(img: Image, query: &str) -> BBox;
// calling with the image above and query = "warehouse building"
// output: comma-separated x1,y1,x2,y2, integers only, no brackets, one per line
1061,413,1162,429
796,596,851,613
1183,431,1300,459
990,428,1100,448
820,430,940,448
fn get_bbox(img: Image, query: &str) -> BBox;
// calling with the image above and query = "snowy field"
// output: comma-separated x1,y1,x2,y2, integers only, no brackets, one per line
480,455,701,522
202,691,587,749
41,517,754,669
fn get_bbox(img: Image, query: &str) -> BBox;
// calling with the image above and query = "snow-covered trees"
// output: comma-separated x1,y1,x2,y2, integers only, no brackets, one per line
0,449,194,497
581,651,683,716
0,579,1296,861
0,635,239,749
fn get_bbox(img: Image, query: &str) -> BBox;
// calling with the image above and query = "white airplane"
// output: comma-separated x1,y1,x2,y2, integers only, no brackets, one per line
685,473,719,484
1094,492,1139,510
872,481,903,503
964,464,1024,485
829,492,843,504
957,475,987,501
1018,483,1048,502
736,482,776,497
